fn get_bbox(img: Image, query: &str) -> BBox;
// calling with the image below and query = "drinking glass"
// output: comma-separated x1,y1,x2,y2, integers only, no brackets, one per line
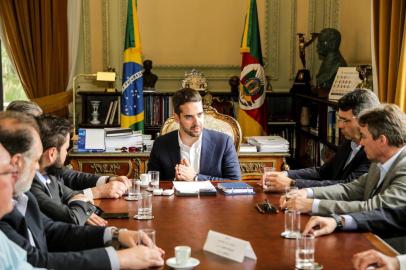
296,234,315,269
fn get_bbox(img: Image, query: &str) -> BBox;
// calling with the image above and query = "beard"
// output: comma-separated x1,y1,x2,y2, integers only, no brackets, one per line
45,154,64,176
14,163,33,195
181,123,202,138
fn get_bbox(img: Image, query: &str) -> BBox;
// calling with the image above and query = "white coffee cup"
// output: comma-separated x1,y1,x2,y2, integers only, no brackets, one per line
140,173,150,185
175,246,191,266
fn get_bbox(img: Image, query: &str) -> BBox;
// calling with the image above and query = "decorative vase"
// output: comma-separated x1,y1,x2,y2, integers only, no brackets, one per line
90,100,101,125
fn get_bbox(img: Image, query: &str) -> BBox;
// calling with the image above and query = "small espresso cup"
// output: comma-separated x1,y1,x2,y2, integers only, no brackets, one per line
175,246,191,266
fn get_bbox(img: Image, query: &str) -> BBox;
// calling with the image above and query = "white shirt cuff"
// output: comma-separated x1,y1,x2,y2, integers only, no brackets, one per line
105,246,120,270
97,176,109,187
103,227,114,243
341,215,358,230
282,171,288,176
398,254,406,270
83,188,94,200
311,199,320,213
306,188,314,198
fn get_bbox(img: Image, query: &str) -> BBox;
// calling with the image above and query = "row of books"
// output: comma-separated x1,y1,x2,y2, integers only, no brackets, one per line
104,100,119,125
144,95,173,126
327,106,341,145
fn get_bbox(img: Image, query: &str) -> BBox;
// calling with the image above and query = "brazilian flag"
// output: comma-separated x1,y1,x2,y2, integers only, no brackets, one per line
121,0,144,131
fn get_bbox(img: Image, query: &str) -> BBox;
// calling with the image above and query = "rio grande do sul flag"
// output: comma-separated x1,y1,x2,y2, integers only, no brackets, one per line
121,0,144,131
237,0,267,136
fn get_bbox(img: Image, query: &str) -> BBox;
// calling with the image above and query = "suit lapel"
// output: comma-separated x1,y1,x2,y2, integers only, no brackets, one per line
373,148,406,195
25,193,48,251
199,130,215,174
333,141,352,178
169,131,181,168
364,164,381,199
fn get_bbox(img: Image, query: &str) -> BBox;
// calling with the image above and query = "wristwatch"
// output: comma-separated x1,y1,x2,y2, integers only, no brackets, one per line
109,227,127,249
330,214,344,230
193,174,199,181
290,179,296,187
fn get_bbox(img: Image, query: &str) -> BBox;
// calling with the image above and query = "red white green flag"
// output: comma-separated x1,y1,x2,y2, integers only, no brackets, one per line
237,0,267,136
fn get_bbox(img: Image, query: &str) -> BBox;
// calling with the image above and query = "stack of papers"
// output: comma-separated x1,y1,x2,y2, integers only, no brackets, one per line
105,130,143,151
246,136,289,153
217,182,255,195
172,181,216,196
239,144,257,153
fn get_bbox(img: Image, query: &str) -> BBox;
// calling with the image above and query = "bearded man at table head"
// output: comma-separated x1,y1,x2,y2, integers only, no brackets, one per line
148,88,241,181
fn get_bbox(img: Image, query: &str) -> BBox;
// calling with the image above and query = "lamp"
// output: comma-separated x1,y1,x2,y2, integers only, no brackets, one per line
72,71,116,136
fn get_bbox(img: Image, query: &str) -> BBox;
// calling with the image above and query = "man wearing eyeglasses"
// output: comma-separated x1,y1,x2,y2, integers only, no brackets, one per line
264,89,380,191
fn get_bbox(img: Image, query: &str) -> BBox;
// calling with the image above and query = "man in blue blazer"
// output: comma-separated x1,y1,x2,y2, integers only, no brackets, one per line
148,88,241,181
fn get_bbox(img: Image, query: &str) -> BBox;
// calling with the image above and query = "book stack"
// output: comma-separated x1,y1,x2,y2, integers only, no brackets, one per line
217,182,255,195
246,136,289,153
239,143,257,153
105,128,143,151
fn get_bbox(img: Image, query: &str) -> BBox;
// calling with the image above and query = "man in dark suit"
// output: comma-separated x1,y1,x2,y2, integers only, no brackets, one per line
0,111,164,269
6,100,130,199
148,88,240,181
30,114,107,226
264,89,379,191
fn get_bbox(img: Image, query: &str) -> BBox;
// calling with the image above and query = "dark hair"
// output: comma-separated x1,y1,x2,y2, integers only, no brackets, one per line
172,88,202,115
6,100,43,117
37,114,72,151
337,89,380,116
359,104,406,147
0,111,39,157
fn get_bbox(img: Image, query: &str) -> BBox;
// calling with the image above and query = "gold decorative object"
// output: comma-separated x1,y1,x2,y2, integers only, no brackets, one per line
181,69,208,90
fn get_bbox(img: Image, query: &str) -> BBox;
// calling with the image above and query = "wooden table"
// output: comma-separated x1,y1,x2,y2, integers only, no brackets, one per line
68,151,289,181
95,184,397,270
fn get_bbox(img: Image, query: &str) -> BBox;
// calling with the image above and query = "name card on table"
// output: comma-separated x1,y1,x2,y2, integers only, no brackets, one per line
203,230,257,263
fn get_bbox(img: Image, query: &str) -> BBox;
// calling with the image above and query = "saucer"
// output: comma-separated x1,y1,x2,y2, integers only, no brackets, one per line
281,231,300,239
133,214,154,220
166,257,200,269
124,196,140,201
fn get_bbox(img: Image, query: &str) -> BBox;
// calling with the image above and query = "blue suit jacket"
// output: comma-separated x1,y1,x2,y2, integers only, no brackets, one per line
148,129,241,180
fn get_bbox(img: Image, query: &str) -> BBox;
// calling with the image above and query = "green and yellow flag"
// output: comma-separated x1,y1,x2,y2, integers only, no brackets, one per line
237,0,267,136
121,0,144,131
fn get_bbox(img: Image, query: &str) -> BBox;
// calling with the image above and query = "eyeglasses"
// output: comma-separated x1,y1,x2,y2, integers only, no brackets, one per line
255,199,279,214
337,116,357,124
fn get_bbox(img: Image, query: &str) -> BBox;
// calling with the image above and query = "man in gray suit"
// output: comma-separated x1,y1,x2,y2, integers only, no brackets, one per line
280,104,406,215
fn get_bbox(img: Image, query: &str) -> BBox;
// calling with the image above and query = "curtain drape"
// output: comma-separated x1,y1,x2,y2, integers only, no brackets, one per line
66,0,81,91
0,0,69,106
372,0,406,111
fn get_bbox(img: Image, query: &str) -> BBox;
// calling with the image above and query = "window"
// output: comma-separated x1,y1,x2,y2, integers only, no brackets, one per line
0,38,27,108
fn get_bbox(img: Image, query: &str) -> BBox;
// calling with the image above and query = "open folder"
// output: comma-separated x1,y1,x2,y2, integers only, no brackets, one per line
172,181,217,196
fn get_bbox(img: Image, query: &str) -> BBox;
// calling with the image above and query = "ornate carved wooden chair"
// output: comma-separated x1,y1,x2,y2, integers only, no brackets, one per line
160,105,242,152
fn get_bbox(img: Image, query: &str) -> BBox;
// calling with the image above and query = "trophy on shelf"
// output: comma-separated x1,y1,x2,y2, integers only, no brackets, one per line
290,32,319,94
356,64,373,90
90,100,101,125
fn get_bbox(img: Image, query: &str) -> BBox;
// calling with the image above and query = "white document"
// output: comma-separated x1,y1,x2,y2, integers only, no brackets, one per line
203,230,257,263
85,129,105,150
172,181,216,193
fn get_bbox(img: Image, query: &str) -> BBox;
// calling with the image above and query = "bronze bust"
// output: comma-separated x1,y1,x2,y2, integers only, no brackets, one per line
143,59,158,90
316,28,347,90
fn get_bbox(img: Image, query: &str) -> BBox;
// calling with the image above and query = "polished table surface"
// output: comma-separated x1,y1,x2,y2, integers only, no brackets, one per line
95,183,397,270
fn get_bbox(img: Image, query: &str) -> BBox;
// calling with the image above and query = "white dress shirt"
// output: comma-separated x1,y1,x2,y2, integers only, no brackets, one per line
178,131,202,180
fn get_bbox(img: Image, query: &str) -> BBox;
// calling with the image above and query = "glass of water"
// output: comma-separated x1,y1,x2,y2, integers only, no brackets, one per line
148,171,160,191
135,193,153,220
127,179,141,200
281,209,301,239
295,234,315,269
